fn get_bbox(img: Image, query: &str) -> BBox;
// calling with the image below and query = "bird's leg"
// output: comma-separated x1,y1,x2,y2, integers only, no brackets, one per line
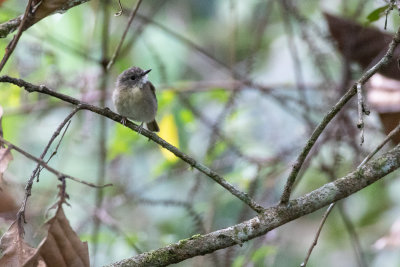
137,122,144,134
120,117,128,126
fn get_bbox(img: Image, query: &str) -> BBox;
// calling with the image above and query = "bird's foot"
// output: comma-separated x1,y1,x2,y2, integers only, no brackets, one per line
137,122,144,134
121,117,128,126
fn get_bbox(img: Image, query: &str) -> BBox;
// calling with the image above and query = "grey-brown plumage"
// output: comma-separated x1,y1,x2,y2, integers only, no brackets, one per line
113,67,159,132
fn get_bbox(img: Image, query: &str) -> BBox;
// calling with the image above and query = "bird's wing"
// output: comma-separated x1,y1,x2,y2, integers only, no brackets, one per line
147,81,157,101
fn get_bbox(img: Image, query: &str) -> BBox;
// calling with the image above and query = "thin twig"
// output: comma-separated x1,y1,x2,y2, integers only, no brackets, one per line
37,120,72,181
107,0,143,70
0,76,264,213
58,175,68,203
280,0,313,131
0,137,112,188
356,83,365,145
114,0,123,16
279,25,400,205
336,203,369,267
0,0,90,38
0,0,34,73
133,13,272,94
301,203,336,267
358,121,400,168
384,1,396,30
93,0,112,262
319,154,369,267
46,120,71,161
17,106,82,228
103,142,400,266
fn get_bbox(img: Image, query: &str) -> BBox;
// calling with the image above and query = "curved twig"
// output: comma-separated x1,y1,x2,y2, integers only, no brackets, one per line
0,76,264,213
0,137,112,189
279,25,400,205
105,143,400,266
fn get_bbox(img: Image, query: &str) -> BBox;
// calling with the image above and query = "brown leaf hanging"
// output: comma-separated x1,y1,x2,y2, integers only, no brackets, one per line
23,203,90,267
28,0,83,28
0,105,17,219
324,12,400,80
0,222,37,267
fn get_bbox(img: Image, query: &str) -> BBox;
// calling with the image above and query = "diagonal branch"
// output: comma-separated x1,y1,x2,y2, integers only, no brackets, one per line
0,0,91,38
0,137,112,188
17,106,82,229
106,0,143,70
105,143,400,266
279,25,400,205
0,0,34,73
0,76,264,213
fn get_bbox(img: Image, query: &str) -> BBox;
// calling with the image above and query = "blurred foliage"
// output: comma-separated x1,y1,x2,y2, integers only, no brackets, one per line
366,5,390,23
0,0,400,266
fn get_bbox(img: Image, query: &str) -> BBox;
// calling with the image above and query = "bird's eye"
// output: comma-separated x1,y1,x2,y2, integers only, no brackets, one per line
130,76,136,80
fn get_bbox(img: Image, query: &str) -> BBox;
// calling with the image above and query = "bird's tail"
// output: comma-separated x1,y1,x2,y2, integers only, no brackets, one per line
146,120,160,132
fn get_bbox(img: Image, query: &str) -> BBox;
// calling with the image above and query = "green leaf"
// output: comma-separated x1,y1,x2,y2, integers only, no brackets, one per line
366,5,389,23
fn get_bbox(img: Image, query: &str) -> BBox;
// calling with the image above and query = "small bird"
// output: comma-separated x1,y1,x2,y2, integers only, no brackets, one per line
113,66,159,132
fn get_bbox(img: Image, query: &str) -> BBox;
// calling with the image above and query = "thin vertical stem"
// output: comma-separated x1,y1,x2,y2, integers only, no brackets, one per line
92,0,110,262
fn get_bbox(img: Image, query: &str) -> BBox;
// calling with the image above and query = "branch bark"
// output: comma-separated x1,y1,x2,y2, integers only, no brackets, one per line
0,0,90,38
0,76,264,213
106,144,400,266
279,24,400,205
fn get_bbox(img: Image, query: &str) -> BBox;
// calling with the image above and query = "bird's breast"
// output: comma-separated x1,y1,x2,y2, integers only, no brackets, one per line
112,86,157,122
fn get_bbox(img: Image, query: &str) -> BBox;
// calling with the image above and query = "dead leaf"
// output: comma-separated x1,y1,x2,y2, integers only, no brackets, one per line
0,105,13,171
24,204,89,267
23,0,88,31
367,74,400,143
0,105,17,218
0,182,18,219
0,222,37,267
324,13,400,80
0,148,13,176
0,105,4,143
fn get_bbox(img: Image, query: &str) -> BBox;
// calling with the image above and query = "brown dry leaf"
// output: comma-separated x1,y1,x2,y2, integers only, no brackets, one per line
0,222,37,267
0,148,13,177
0,105,3,143
324,13,400,80
24,204,90,267
0,105,17,218
0,181,18,219
367,74,400,143
0,105,12,174
368,74,400,113
24,0,87,31
31,0,74,25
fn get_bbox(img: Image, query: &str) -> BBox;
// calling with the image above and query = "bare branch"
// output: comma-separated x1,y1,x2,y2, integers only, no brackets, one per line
358,120,400,168
106,0,143,70
0,0,34,73
280,25,400,205
0,0,90,38
106,143,400,266
301,203,335,267
0,76,264,213
17,106,82,228
0,137,112,188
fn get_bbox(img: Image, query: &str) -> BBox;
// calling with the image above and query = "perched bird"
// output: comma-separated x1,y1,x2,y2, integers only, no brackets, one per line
113,66,159,132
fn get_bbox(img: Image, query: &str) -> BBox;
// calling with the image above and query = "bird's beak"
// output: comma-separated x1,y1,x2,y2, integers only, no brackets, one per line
142,69,152,76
